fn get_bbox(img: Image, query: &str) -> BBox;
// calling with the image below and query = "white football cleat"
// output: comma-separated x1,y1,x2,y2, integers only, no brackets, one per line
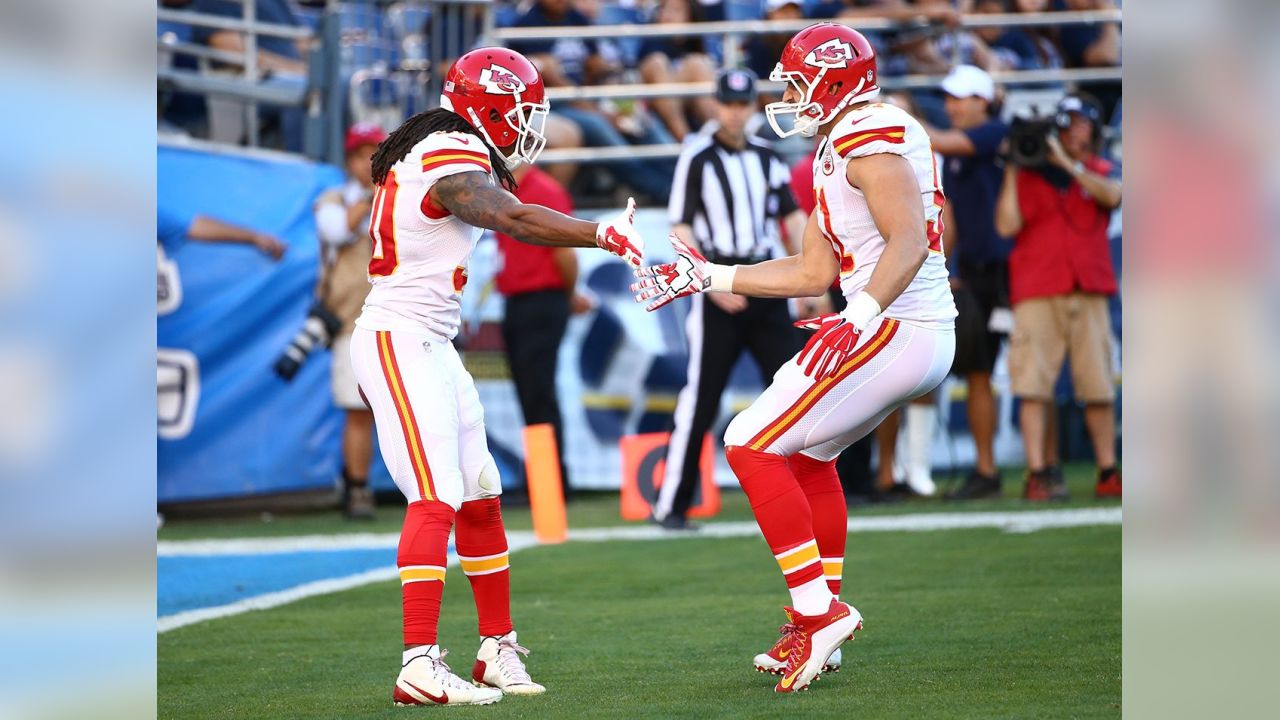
754,630,841,674
774,600,863,693
473,631,546,695
393,646,502,707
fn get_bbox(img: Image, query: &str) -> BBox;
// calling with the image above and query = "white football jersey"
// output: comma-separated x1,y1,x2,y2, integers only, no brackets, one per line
812,103,957,327
355,131,494,340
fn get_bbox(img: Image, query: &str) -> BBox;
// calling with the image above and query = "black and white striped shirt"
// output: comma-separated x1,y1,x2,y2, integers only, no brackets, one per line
668,126,800,262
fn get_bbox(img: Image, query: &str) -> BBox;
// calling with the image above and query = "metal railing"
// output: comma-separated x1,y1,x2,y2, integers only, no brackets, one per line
158,0,319,148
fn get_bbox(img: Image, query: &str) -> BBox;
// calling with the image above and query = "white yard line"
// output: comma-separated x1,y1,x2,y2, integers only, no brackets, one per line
158,507,1119,633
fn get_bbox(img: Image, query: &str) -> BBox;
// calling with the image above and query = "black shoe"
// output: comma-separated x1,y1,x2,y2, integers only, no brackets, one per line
884,482,925,499
651,513,699,532
945,470,1003,500
343,485,377,520
1045,465,1070,501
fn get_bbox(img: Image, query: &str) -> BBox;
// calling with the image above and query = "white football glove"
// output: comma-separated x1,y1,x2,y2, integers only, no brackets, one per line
595,197,644,267
630,234,711,311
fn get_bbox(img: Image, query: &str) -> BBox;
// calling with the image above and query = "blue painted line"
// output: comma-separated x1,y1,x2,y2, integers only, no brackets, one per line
158,548,396,617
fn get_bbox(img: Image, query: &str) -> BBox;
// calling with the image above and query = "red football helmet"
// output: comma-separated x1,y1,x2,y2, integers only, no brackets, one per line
766,23,880,138
440,47,549,166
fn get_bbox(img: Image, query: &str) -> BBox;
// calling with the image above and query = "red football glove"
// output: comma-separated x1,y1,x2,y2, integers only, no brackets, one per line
630,234,710,311
794,313,860,381
595,197,644,267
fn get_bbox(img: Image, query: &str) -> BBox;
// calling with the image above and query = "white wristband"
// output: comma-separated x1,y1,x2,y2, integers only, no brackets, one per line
846,291,882,332
707,263,737,293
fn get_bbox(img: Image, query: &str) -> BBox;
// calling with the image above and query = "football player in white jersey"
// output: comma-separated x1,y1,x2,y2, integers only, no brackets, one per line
351,48,647,707
633,23,957,694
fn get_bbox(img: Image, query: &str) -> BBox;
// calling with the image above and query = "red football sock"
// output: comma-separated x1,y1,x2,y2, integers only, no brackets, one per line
455,497,513,637
726,446,823,590
398,500,455,646
790,453,847,596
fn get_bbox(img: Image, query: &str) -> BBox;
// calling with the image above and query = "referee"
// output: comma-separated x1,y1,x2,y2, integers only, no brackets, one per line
652,68,807,530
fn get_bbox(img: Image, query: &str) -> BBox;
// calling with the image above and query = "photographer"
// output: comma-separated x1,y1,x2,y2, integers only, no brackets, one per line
311,123,386,519
923,65,1011,500
995,94,1122,501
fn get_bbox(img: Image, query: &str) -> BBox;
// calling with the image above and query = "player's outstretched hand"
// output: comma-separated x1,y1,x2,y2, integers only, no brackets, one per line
631,234,710,312
595,197,644,267
794,313,860,381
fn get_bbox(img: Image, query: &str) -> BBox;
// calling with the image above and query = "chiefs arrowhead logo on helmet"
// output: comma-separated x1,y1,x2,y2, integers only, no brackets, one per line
478,64,526,95
804,39,855,69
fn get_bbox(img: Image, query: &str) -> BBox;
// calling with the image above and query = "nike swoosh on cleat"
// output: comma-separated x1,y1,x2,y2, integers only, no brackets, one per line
404,680,448,705
779,663,805,690
777,648,791,659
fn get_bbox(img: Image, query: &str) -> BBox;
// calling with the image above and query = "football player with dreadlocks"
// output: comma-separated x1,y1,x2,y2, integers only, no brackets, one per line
632,24,957,694
351,47,647,707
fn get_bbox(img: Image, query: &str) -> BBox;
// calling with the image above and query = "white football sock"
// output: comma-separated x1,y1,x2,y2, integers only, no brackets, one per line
905,404,938,496
403,644,437,666
790,576,835,616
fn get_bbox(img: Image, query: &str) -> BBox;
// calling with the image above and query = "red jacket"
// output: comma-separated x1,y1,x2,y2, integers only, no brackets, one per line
1009,157,1118,305
494,167,574,296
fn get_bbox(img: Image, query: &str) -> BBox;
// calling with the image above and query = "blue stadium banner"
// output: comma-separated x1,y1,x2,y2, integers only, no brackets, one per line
158,145,348,503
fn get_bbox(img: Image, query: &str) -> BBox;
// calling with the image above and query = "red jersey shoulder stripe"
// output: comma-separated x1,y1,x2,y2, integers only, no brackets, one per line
421,148,492,172
832,126,907,157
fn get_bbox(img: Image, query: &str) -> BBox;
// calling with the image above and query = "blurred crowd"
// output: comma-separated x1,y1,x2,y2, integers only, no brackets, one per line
159,0,1121,202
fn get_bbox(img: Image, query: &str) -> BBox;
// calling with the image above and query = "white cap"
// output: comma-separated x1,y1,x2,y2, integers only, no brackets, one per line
765,0,802,11
940,64,995,102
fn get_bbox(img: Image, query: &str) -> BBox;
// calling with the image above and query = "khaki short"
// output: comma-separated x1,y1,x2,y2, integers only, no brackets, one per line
330,334,367,410
1008,293,1116,403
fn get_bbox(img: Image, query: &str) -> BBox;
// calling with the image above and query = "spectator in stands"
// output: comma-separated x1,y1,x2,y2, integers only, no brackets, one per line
192,0,309,152
1009,0,1067,70
494,164,592,500
1057,0,1121,118
510,0,677,201
510,0,618,86
743,0,805,82
1058,0,1120,68
637,0,718,141
921,65,1012,500
995,93,1122,500
311,123,385,519
856,0,962,76
961,0,1045,71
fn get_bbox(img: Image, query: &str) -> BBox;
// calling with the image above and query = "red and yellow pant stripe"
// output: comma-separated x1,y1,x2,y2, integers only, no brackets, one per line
458,552,510,577
746,319,901,451
822,557,843,583
399,565,446,585
376,331,437,502
774,540,821,578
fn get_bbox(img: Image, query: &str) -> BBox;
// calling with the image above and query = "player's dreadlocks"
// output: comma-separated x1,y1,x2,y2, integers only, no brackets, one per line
370,108,518,191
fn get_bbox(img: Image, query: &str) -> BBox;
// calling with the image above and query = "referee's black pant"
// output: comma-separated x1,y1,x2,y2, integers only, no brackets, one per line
655,293,802,521
500,290,571,497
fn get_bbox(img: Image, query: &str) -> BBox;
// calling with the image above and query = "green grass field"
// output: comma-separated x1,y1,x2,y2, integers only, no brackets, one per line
159,465,1120,719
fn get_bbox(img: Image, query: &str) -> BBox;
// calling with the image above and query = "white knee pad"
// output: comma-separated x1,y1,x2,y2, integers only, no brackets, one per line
463,454,503,502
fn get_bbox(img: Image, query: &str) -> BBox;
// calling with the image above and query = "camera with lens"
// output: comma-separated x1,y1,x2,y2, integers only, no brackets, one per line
1007,113,1064,168
273,301,343,381
1006,109,1075,189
